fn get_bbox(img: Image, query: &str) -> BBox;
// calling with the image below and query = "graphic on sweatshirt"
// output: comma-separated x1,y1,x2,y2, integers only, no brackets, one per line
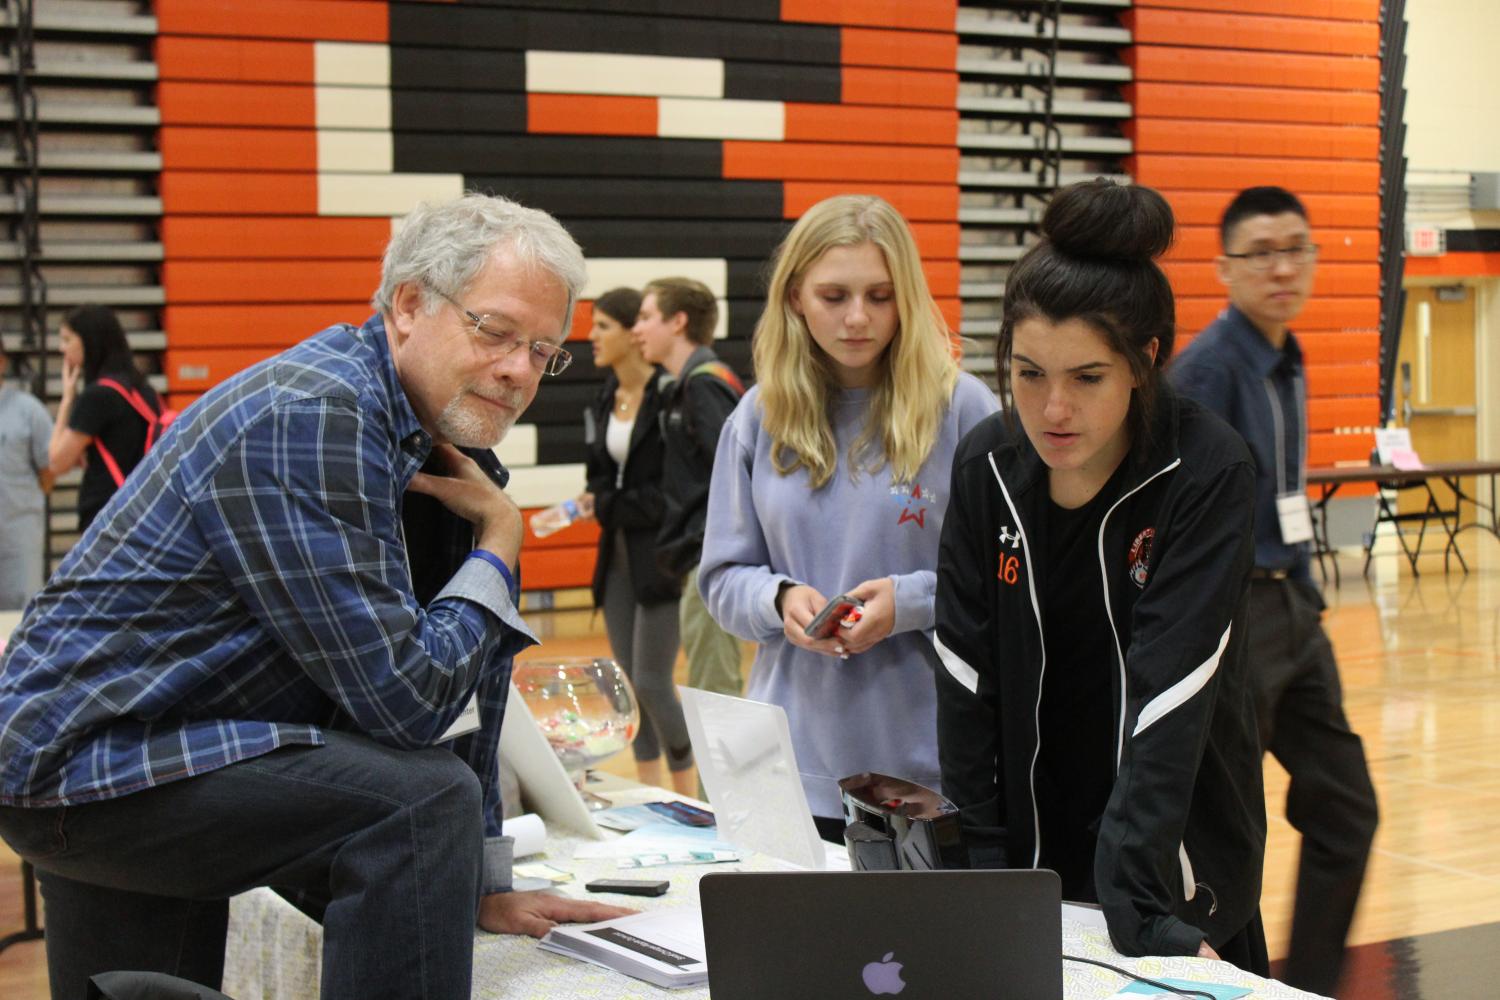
1128,526,1155,588
892,481,934,529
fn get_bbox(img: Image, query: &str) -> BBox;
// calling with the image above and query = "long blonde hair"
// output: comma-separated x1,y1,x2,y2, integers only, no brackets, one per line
751,194,959,489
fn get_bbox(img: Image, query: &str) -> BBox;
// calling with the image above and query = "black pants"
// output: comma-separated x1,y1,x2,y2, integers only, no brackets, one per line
1249,577,1379,997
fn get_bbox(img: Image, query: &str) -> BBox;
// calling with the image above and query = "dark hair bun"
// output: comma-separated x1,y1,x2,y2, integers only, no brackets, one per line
1041,178,1174,263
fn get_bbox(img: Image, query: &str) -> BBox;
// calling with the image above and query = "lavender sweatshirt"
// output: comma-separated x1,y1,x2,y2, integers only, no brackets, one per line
698,374,999,817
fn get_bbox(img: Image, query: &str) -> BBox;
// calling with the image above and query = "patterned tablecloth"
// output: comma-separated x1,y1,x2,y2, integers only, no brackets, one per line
223,784,1324,1000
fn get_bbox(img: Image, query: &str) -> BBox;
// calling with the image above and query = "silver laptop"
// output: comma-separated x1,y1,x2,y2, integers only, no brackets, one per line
700,869,1064,999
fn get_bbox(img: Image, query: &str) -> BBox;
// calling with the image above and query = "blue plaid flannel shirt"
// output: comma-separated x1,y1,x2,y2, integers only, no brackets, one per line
0,315,536,893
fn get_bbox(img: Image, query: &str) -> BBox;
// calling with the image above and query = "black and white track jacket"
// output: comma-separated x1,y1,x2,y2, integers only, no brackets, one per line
934,386,1266,959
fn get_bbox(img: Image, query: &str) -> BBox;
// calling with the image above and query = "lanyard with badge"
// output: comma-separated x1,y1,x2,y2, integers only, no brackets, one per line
1263,373,1314,545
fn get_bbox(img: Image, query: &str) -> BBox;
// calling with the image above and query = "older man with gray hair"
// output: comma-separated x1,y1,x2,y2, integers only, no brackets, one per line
0,193,631,1000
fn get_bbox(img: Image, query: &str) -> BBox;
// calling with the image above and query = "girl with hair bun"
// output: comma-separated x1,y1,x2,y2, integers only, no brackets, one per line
698,194,998,834
935,180,1267,970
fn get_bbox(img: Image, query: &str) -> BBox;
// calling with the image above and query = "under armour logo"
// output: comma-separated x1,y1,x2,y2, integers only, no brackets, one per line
998,526,1022,549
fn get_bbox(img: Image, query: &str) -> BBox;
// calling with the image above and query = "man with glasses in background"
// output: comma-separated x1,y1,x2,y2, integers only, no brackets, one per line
1171,186,1378,997
0,193,632,1000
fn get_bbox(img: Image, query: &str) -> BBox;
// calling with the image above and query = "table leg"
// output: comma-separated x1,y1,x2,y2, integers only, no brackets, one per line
1454,471,1500,542
1312,484,1341,589
1439,475,1472,575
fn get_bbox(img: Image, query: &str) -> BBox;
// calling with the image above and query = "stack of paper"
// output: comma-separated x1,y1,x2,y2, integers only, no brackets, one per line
539,908,708,989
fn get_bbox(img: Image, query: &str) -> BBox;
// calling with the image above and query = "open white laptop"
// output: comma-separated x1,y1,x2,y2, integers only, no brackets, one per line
677,686,827,869
499,683,604,840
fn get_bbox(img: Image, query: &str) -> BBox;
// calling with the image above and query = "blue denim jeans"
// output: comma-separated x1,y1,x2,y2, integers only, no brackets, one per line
0,731,485,1000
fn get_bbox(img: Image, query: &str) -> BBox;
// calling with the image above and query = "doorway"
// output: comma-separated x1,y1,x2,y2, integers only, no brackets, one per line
1395,284,1478,511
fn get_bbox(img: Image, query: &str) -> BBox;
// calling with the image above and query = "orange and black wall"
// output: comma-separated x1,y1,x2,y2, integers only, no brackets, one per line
1125,0,1384,470
153,0,1386,590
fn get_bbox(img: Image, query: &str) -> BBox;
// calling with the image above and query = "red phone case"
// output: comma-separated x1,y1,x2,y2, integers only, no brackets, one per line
805,596,863,639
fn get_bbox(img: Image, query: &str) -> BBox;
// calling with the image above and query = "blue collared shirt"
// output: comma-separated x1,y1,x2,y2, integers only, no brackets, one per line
0,315,535,893
1170,305,1311,582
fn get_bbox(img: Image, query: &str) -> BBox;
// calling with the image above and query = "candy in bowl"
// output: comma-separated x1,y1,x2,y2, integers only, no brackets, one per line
512,657,639,808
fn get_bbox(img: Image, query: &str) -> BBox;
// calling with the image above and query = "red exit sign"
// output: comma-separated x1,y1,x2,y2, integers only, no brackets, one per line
1405,225,1446,256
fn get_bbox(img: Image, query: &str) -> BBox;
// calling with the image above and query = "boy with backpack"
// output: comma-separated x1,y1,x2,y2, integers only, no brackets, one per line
631,277,746,698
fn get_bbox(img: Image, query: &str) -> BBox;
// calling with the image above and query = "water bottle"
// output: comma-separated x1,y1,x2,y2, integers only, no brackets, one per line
531,498,580,539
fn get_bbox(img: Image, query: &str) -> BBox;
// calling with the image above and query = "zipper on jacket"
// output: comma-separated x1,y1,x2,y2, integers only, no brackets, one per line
1179,842,1197,903
1095,458,1181,771
1178,842,1219,913
987,451,1047,868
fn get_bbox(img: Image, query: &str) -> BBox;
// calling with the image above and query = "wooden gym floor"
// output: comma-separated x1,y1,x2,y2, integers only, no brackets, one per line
2,534,1498,998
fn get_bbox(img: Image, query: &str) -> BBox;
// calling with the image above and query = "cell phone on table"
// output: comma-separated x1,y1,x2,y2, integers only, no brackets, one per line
585,878,670,897
644,800,715,827
804,594,864,640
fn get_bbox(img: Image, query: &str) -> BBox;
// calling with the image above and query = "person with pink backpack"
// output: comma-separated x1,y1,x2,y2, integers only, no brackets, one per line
48,304,172,532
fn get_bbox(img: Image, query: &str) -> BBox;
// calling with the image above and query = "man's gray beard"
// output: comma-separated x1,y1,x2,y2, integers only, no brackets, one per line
436,393,517,449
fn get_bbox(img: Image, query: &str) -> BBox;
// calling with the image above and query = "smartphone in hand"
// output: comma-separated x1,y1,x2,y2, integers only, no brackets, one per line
803,594,864,640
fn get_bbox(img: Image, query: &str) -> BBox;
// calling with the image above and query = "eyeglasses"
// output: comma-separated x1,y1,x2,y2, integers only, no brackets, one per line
1223,244,1319,271
431,288,573,376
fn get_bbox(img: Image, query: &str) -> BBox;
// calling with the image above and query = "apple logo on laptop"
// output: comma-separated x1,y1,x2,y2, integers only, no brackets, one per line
862,952,905,995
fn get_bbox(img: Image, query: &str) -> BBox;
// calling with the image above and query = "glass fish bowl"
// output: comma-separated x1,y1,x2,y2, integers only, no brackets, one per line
512,657,639,808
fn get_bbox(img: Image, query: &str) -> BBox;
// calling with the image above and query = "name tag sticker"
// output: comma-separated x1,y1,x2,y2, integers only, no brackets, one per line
439,694,481,741
1276,492,1314,545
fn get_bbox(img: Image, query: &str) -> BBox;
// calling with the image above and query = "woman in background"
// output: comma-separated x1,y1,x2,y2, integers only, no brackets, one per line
934,179,1265,969
48,305,162,532
698,194,998,837
583,287,695,794
0,351,53,609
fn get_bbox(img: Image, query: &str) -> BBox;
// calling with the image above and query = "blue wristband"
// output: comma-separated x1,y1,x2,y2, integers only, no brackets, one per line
469,549,517,595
